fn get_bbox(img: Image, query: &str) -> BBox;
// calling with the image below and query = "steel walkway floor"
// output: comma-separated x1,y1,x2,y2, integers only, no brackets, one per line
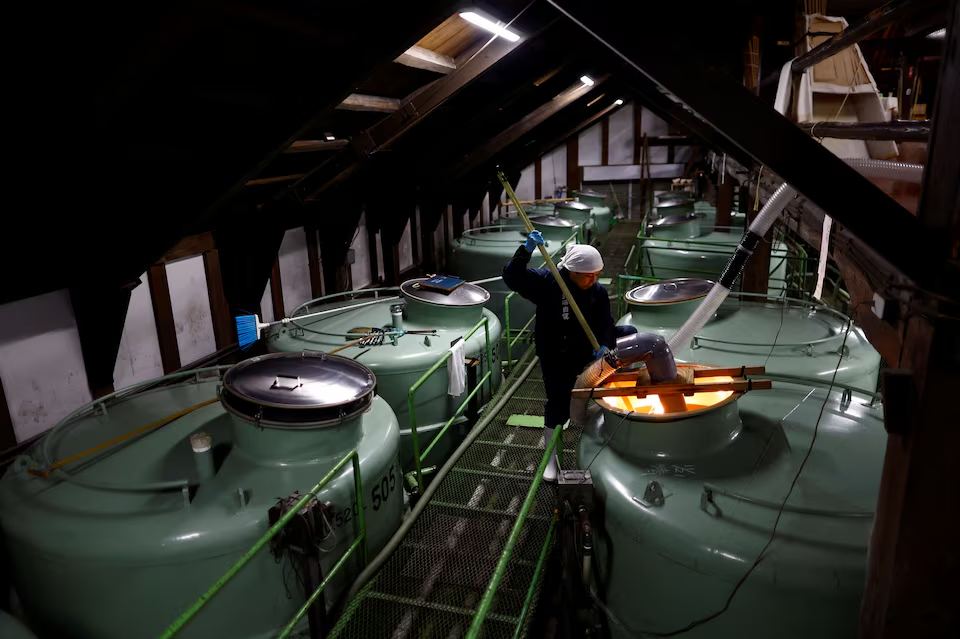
330,353,583,639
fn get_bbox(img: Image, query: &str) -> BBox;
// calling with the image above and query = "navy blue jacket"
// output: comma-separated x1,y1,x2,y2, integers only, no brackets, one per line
502,246,616,370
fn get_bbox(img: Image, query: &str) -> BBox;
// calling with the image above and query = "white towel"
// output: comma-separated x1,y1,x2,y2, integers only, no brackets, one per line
447,339,466,396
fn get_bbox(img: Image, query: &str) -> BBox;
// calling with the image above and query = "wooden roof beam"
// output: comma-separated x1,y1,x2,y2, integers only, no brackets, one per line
395,45,457,74
337,94,401,112
284,139,351,153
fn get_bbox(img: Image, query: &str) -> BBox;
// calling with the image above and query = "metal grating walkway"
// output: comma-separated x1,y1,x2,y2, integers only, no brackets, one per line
330,354,583,639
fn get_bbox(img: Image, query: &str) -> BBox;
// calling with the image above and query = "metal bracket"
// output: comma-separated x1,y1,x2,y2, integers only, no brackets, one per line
699,487,722,518
633,480,665,508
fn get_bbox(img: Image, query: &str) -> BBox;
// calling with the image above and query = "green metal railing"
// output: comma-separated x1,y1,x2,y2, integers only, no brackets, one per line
406,317,494,495
464,425,564,639
157,451,367,639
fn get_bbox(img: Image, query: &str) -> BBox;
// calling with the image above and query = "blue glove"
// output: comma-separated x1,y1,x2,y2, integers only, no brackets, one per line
592,345,610,359
524,230,544,252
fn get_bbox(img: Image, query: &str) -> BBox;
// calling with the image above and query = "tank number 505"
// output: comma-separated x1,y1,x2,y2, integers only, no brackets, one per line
371,461,400,511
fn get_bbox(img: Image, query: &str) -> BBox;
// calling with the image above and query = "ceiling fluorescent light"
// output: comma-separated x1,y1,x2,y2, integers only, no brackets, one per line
460,12,520,42
615,99,624,106
324,133,336,141
580,75,595,86
926,28,945,39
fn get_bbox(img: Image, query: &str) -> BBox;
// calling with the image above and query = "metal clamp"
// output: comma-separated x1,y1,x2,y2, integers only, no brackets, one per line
633,481,665,508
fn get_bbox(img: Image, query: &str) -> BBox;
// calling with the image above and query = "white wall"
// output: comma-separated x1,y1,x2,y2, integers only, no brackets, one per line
278,227,313,314
399,219,414,273
260,280,275,323
515,165,536,201
541,145,567,197
114,273,163,390
166,256,217,366
608,103,635,164
350,213,373,289
579,122,603,166
0,290,92,442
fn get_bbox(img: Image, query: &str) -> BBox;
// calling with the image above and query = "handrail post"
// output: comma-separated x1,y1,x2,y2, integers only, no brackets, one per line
407,388,425,495
483,318,493,396
505,292,515,368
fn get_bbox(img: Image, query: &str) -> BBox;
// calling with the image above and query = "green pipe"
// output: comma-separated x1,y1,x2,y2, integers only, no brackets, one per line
407,317,490,494
156,450,365,639
512,519,556,639
277,534,367,639
505,291,515,368
419,370,492,463
464,426,564,639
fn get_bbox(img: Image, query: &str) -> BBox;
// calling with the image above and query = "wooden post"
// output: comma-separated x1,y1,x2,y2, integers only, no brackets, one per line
534,158,542,200
567,137,580,194
716,174,734,229
633,103,644,164
601,117,610,165
202,249,234,349
270,259,285,319
147,264,181,374
410,208,420,266
741,178,771,294
0,377,16,450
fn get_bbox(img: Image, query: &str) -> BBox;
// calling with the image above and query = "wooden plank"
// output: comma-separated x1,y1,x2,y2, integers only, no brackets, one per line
336,93,401,113
601,117,610,165
304,226,323,299
284,140,350,153
395,45,456,74
606,366,766,383
571,378,772,398
244,174,304,186
633,104,644,164
160,232,216,263
0,376,16,450
202,249,234,349
534,158,542,200
567,137,580,194
716,175,734,229
147,264,181,374
270,259,285,319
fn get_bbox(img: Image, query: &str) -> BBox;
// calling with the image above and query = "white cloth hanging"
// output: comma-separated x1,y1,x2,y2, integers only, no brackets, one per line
447,339,467,396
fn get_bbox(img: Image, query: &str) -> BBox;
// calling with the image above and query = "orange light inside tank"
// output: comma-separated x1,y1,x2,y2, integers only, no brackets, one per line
601,375,735,415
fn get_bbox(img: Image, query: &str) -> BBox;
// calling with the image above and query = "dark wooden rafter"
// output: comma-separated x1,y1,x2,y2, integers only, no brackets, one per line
547,0,937,285
291,35,524,201
447,76,611,183
270,260,285,319
601,117,610,165
146,265,181,374
0,377,15,450
304,226,324,299
68,282,137,398
202,249,234,349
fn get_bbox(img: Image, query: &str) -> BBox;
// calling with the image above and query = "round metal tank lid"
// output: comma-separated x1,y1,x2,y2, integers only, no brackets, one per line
656,198,696,210
401,278,491,307
657,191,695,203
221,352,376,427
529,215,579,228
649,213,698,228
625,278,715,305
555,201,593,212
573,189,607,200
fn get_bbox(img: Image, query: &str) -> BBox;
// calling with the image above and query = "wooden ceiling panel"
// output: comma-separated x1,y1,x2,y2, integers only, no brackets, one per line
415,13,487,58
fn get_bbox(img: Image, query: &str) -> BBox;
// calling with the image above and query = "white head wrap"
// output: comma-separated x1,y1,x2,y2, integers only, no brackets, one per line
557,244,604,273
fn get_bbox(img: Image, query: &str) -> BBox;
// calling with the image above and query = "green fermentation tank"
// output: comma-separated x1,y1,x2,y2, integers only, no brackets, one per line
0,611,37,639
639,211,789,295
449,217,580,342
267,279,502,471
0,353,402,639
617,278,881,391
574,189,612,236
579,370,886,639
555,200,595,244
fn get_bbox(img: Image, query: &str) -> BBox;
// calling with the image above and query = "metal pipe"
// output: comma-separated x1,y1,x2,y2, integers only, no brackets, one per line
799,120,930,141
465,426,563,639
345,355,541,601
157,450,366,638
791,0,938,74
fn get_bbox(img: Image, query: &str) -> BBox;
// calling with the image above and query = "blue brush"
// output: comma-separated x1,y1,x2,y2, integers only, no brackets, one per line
235,295,403,350
236,314,271,350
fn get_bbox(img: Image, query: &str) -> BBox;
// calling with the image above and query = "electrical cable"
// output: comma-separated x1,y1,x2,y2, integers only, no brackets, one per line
577,409,635,484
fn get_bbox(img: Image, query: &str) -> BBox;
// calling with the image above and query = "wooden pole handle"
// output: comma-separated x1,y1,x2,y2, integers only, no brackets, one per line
498,171,601,353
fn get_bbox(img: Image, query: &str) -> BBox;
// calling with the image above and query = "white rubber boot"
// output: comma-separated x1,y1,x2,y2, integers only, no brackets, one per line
543,426,561,483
